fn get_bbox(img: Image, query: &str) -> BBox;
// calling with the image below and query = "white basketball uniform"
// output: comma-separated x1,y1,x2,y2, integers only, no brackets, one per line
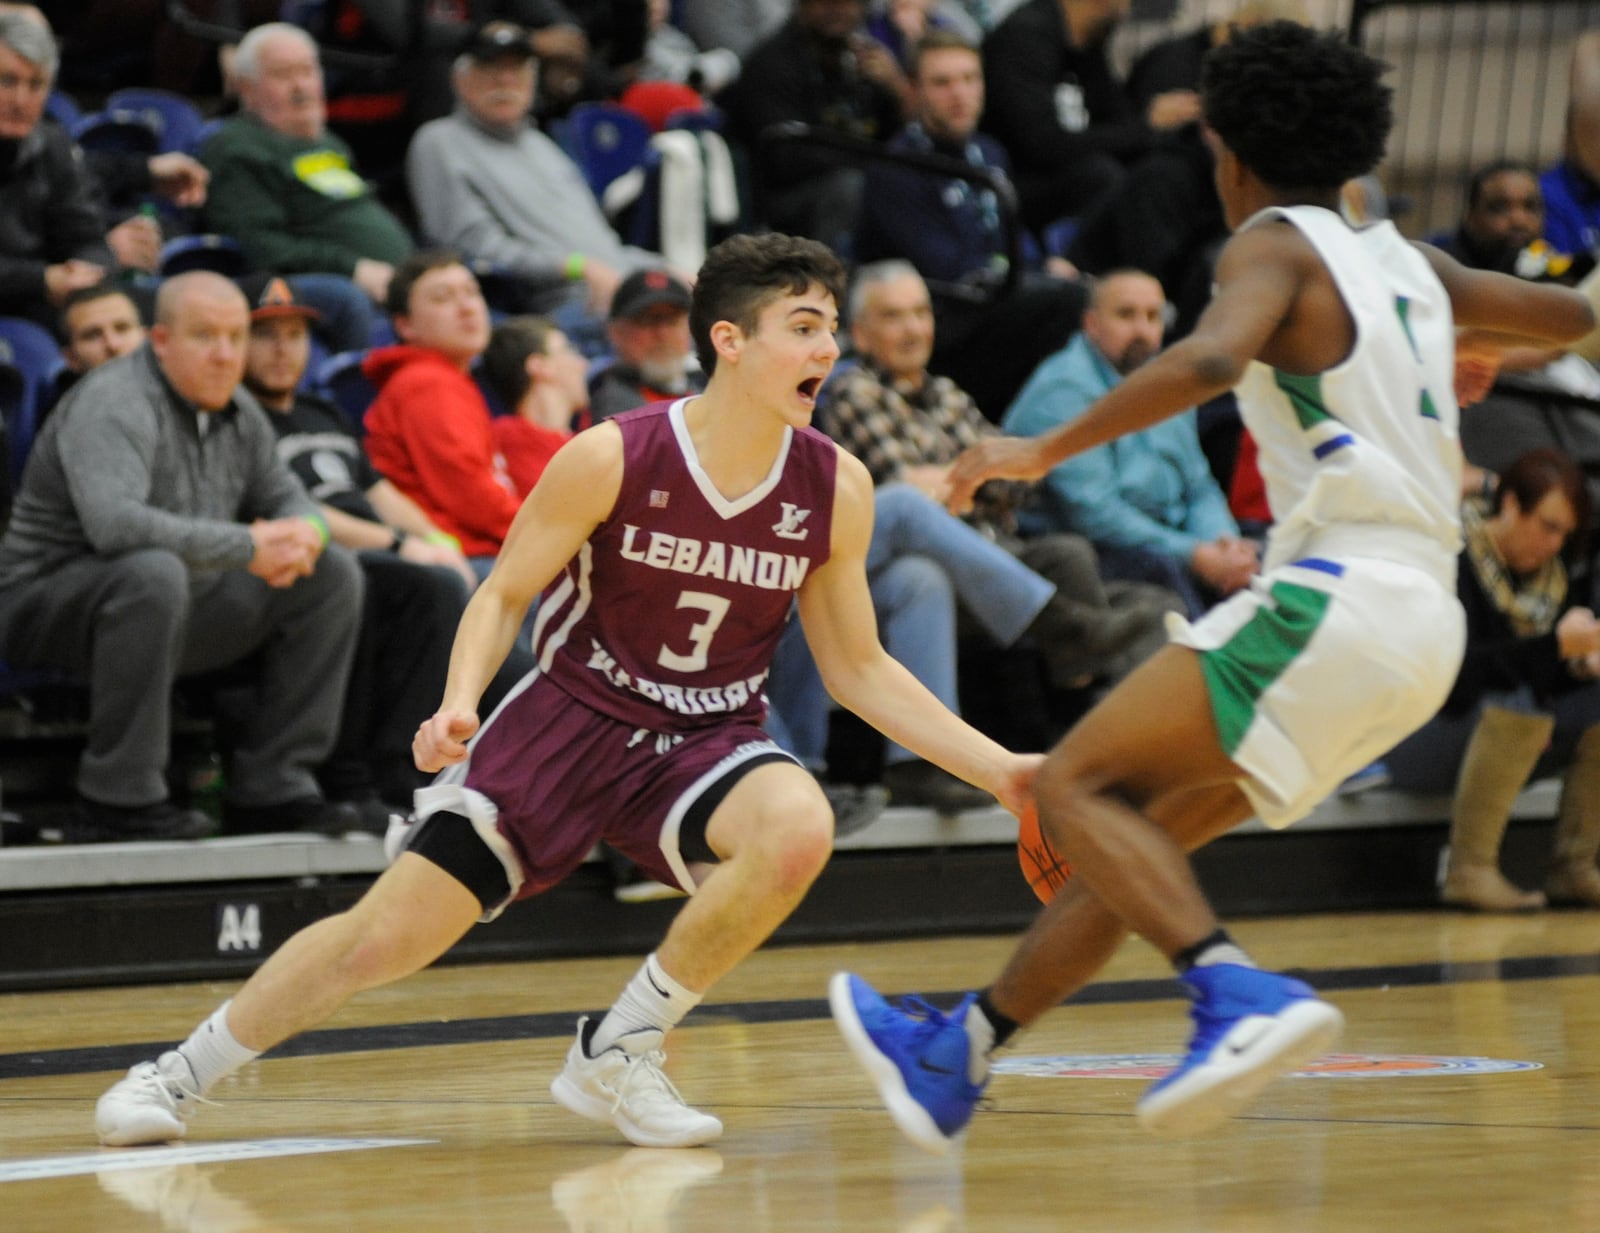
1170,204,1468,825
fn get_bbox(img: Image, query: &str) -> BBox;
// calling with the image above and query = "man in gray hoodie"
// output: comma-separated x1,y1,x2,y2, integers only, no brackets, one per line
0,272,365,842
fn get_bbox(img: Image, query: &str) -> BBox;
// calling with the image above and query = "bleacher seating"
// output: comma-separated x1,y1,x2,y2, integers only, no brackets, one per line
313,350,377,430
157,233,249,278
104,88,208,156
0,318,66,484
69,108,161,156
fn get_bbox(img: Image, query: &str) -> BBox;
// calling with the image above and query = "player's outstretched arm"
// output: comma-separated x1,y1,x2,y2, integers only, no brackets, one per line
798,452,1042,813
947,225,1300,514
1419,242,1597,349
416,425,624,772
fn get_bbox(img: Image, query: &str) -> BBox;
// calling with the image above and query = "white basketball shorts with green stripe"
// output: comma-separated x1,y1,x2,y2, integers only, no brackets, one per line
1170,554,1465,829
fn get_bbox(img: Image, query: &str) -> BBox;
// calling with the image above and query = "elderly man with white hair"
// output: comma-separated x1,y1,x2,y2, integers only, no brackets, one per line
200,22,413,349
406,20,686,327
0,10,117,328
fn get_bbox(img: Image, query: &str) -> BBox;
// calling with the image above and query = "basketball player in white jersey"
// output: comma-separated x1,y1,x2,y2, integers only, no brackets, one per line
831,21,1598,1153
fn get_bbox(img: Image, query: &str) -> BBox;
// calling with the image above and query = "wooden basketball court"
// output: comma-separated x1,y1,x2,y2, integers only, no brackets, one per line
2,909,1596,1232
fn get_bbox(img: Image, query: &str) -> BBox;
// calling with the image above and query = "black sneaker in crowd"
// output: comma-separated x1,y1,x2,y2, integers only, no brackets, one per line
223,797,364,837
64,796,217,844
881,761,993,814
0,810,40,846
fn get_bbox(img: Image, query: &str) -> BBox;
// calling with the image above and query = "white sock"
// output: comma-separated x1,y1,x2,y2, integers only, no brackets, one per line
174,1001,260,1094
963,1002,995,1086
589,953,702,1054
1190,942,1255,969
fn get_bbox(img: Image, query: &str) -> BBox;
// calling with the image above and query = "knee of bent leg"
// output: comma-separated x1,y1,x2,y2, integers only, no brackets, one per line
1032,754,1105,844
106,548,190,625
875,554,953,610
757,792,835,894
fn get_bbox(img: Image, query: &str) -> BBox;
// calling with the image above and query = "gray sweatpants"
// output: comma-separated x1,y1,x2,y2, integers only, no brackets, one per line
0,546,362,807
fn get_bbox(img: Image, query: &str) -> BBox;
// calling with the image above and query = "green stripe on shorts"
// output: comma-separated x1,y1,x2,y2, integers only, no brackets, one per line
1200,580,1333,756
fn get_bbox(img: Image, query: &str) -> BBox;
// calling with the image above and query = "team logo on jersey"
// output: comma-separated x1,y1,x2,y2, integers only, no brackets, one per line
772,503,811,540
650,489,670,508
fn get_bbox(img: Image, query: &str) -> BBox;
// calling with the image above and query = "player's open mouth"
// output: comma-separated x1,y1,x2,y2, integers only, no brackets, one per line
797,377,823,403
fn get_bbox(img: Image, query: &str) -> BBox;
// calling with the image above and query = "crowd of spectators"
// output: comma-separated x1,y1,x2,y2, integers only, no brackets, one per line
7,0,1600,893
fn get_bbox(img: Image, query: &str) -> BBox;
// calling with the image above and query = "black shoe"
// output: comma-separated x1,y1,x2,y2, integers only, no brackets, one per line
0,810,40,846
821,781,891,838
1028,598,1165,689
223,797,364,837
881,761,993,813
329,792,406,836
65,796,217,844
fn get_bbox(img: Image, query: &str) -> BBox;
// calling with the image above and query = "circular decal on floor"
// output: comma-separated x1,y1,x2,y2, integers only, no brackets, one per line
991,1053,1543,1079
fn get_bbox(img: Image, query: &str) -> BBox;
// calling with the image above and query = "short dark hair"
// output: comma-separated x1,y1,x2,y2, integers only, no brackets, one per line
689,233,846,375
1201,21,1392,192
58,282,142,338
908,29,978,81
1464,160,1539,212
386,248,466,319
481,315,557,409
1495,446,1592,563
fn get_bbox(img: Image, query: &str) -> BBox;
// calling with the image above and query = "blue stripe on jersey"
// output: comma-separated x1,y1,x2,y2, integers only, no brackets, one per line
1290,557,1345,578
1312,434,1355,460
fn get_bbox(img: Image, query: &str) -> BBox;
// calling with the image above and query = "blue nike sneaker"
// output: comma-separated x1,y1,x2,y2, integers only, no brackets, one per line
829,971,985,1155
1136,963,1343,1136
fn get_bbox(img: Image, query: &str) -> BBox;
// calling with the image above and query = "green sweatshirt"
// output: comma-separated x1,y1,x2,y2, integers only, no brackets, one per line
200,113,413,276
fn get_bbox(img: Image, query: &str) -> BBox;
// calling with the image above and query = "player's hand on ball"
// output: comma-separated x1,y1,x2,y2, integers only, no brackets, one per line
415,709,480,772
990,752,1044,818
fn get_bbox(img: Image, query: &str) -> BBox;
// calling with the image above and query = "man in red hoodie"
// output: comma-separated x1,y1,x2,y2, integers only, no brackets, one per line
363,250,523,579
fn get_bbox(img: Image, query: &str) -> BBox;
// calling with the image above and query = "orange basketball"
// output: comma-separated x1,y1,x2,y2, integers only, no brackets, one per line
1017,801,1071,904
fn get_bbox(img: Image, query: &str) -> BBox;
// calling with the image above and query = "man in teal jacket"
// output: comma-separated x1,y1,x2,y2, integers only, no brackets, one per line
1003,268,1257,615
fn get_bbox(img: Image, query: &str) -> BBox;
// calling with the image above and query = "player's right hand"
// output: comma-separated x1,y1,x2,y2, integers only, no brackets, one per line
415,708,480,772
945,437,1050,515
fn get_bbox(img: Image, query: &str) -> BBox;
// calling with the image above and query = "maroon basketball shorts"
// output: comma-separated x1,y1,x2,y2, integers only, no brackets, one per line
405,672,798,917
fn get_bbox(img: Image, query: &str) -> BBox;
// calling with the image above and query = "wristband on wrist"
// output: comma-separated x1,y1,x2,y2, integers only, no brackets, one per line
387,527,405,553
565,252,586,281
304,514,330,546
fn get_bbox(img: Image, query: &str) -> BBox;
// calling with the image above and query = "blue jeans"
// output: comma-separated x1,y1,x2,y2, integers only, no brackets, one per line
767,551,958,770
870,484,1053,644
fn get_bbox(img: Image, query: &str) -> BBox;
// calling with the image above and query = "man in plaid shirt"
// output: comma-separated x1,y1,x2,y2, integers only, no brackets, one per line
821,259,1176,688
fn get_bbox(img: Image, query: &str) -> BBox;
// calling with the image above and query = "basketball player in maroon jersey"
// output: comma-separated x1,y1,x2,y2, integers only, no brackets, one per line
95,232,1042,1151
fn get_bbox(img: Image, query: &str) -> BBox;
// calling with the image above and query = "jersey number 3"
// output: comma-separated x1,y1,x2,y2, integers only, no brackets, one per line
657,590,732,673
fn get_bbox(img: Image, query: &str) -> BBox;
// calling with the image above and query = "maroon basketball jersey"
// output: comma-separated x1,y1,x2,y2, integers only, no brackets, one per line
531,399,838,733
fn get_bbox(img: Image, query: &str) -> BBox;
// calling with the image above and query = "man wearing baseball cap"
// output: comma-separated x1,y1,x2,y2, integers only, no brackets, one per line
406,19,688,333
238,272,527,823
589,268,705,422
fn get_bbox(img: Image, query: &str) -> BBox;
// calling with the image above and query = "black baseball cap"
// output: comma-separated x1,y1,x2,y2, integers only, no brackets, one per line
236,273,321,322
466,20,536,61
610,269,692,321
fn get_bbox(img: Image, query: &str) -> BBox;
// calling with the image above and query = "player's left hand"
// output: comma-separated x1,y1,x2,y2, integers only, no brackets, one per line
415,708,480,772
946,437,1051,515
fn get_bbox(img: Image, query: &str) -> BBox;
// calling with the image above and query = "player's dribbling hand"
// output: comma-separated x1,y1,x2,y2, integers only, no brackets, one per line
945,438,1051,515
415,709,480,772
990,752,1045,819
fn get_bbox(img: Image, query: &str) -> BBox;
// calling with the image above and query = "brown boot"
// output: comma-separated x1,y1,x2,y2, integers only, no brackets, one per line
1546,726,1600,907
1440,705,1552,912
1025,596,1164,689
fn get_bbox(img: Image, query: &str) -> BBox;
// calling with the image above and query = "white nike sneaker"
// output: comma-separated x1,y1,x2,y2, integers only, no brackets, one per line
95,1052,202,1146
549,1018,723,1148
